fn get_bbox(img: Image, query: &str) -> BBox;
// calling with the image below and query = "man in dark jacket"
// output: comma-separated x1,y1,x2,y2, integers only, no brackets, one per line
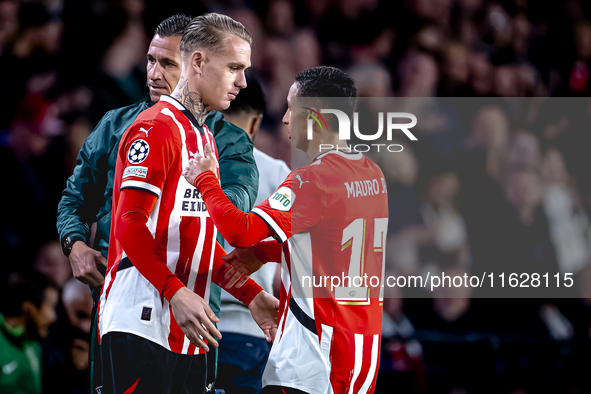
56,14,258,393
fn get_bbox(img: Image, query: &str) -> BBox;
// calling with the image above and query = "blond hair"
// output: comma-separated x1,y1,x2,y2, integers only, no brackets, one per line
180,13,252,60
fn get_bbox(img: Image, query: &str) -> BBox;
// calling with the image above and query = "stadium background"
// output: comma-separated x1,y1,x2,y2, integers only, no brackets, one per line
1,0,591,392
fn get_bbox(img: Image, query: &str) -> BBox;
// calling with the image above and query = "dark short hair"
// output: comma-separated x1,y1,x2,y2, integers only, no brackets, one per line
295,66,357,99
224,76,266,116
295,66,357,126
1,270,58,317
154,14,192,38
180,13,252,60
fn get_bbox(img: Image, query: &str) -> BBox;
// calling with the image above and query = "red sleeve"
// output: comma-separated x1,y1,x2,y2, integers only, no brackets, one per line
194,171,273,247
253,240,283,264
210,243,263,306
115,188,184,301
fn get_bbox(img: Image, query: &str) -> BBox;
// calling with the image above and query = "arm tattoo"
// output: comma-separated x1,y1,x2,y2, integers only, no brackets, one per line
172,76,210,126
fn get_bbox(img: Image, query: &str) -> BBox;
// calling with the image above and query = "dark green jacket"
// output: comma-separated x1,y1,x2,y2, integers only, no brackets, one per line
56,99,258,315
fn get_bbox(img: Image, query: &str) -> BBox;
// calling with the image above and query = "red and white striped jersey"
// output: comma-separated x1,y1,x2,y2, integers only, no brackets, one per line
253,150,389,394
98,95,220,355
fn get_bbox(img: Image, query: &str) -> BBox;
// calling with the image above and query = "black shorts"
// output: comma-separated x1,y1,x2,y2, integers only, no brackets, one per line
101,331,207,394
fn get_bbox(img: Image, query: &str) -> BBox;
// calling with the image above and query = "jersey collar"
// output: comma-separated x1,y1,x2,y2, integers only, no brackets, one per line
160,95,205,134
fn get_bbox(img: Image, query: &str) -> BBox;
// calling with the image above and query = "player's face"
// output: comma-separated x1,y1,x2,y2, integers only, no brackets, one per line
283,82,297,139
199,34,250,111
283,82,308,150
146,35,182,103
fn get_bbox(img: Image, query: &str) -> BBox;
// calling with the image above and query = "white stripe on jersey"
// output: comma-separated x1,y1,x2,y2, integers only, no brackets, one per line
289,233,314,302
358,334,380,394
182,216,207,354
121,180,162,197
161,107,186,274
160,95,184,110
348,333,364,394
262,307,331,394
203,225,217,310
320,324,334,394
161,107,189,166
252,207,288,242
146,198,161,236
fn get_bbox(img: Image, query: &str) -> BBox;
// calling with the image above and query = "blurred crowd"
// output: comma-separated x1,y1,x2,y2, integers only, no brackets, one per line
2,0,591,393
371,97,591,393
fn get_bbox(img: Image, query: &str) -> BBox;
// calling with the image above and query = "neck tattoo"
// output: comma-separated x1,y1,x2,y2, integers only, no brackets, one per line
172,75,210,126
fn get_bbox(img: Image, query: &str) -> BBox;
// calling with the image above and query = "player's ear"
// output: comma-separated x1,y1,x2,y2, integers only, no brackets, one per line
251,113,263,136
191,50,204,75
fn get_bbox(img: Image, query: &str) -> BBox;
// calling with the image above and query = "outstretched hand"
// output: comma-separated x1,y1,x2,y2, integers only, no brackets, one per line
249,291,279,342
221,247,264,287
182,143,218,186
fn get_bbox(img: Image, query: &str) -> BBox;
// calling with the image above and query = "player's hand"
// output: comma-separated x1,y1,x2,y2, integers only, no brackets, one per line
221,247,263,283
214,261,252,290
248,291,279,342
182,143,218,186
69,241,107,287
170,287,222,352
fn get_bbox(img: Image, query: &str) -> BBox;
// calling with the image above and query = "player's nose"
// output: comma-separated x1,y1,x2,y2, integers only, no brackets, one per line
149,62,163,80
235,71,247,89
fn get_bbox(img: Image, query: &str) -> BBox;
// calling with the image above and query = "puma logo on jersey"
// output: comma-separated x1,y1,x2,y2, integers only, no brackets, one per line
294,175,309,188
139,127,152,137
189,150,197,159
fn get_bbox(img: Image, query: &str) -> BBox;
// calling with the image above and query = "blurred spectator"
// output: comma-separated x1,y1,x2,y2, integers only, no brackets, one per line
542,146,591,274
397,49,439,97
33,240,72,289
438,40,471,96
43,279,93,394
0,270,59,394
0,0,19,56
420,168,470,268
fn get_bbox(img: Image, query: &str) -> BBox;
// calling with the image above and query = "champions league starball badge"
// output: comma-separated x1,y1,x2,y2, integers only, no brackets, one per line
128,139,150,164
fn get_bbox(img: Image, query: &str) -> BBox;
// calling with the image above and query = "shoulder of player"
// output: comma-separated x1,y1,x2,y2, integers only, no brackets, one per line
288,166,326,195
121,116,180,151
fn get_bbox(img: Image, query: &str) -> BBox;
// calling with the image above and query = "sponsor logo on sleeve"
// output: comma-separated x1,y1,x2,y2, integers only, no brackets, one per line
128,139,149,164
123,166,148,179
268,186,295,211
